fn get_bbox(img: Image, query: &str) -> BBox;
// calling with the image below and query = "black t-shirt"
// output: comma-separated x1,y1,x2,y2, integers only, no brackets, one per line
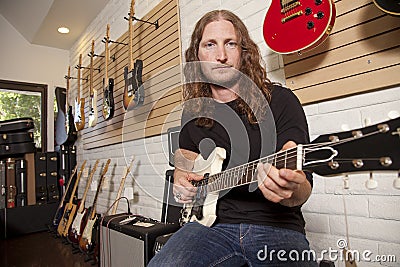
178,85,311,234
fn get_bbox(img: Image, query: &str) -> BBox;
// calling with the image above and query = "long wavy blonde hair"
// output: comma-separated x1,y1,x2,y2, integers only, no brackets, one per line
183,10,274,127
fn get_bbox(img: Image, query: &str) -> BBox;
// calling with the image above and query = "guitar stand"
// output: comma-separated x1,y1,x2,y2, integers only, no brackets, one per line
124,14,159,30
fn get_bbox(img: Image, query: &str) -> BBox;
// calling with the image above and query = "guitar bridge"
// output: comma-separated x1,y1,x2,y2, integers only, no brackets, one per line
281,10,303,23
281,1,301,13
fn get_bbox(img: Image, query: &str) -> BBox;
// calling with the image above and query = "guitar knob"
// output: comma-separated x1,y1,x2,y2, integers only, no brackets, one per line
315,0,322,5
317,11,324,19
305,7,312,15
307,21,315,29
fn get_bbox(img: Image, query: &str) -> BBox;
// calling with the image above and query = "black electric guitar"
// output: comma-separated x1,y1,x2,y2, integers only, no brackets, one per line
102,25,115,121
123,0,145,110
372,0,400,16
64,66,77,145
180,117,400,227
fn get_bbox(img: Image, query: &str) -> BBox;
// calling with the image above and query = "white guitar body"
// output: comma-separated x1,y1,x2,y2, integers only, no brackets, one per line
181,147,226,227
71,210,85,236
88,90,98,127
74,99,82,123
81,218,95,246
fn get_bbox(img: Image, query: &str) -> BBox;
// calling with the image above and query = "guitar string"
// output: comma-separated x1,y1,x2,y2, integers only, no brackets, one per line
193,127,386,192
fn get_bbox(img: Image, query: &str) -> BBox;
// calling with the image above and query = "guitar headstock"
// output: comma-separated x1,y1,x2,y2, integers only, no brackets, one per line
304,117,400,176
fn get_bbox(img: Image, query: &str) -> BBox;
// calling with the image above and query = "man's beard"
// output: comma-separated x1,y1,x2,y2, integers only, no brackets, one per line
199,62,242,89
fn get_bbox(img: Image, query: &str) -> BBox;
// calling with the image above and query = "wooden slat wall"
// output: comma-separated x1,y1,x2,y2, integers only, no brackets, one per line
283,0,400,104
80,0,182,150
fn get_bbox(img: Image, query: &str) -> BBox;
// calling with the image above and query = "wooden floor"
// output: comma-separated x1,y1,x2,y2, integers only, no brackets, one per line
0,230,97,267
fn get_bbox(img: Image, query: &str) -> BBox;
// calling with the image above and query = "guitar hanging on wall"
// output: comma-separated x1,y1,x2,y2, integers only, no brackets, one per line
123,0,145,110
263,0,336,54
372,0,400,16
88,40,98,127
64,66,77,144
180,117,400,227
74,54,86,130
102,25,115,121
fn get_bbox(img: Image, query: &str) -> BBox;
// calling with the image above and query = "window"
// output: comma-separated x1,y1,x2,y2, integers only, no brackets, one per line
0,79,47,152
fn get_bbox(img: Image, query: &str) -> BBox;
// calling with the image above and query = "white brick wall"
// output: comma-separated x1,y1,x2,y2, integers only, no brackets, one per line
70,1,400,266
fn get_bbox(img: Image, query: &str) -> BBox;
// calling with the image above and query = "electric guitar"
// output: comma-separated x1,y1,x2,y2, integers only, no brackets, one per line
102,25,115,120
74,54,85,130
79,159,111,253
123,0,145,110
57,160,86,236
64,66,77,145
55,87,67,146
372,0,400,16
52,164,78,228
110,156,135,215
68,159,100,244
88,40,98,127
263,0,336,54
180,117,400,227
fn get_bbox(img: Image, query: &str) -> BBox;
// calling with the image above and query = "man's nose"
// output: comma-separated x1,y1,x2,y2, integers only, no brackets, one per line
216,46,227,62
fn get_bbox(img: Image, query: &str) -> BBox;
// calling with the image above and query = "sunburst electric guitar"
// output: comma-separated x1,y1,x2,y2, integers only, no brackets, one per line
88,40,98,127
123,0,144,110
79,159,111,253
180,117,400,227
102,25,115,120
68,159,100,244
263,0,336,54
74,54,85,130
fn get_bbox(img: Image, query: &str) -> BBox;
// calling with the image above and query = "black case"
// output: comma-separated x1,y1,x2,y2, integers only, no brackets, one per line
15,159,27,207
0,131,34,144
0,160,5,209
0,117,34,133
161,169,183,225
101,214,179,266
46,151,59,203
35,152,48,204
0,142,36,158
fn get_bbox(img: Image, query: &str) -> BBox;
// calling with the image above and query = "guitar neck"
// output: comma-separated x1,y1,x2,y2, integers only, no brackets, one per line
105,24,110,80
77,159,99,213
193,147,301,193
89,159,111,219
111,157,134,215
129,0,134,70
77,54,82,98
66,66,70,107
90,40,94,96
67,161,87,205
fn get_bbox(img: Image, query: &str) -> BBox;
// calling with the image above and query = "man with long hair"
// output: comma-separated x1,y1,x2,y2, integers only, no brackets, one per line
149,10,317,266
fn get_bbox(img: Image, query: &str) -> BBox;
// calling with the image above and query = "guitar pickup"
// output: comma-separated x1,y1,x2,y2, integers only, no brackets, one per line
281,1,301,13
282,10,303,23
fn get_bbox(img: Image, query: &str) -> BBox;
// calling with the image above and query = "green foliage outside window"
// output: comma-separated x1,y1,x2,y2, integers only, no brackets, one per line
0,91,42,148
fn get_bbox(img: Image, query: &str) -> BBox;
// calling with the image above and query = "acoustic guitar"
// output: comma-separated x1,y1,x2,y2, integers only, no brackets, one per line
263,0,336,54
372,0,400,16
79,159,111,253
102,25,115,121
74,54,85,130
123,0,145,110
57,160,86,236
68,159,100,244
88,40,98,127
180,117,400,227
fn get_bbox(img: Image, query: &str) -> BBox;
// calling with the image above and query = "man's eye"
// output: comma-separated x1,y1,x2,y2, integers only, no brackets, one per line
226,41,238,49
205,42,216,50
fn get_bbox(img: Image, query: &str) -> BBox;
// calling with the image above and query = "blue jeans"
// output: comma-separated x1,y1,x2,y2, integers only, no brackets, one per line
148,222,318,267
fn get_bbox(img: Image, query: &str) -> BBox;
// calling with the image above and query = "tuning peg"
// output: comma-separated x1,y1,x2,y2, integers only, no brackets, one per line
343,175,350,189
365,172,378,190
393,172,400,190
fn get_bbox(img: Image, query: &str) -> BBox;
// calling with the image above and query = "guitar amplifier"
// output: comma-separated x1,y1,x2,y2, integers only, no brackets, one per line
153,232,174,255
100,214,179,267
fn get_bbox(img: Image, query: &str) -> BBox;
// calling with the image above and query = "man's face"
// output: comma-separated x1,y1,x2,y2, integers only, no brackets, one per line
197,19,242,88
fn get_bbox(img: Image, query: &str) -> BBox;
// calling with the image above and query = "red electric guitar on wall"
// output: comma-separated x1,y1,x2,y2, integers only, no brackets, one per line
263,0,336,54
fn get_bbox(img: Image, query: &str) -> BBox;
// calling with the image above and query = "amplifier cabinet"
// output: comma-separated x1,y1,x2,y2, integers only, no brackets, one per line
100,214,179,267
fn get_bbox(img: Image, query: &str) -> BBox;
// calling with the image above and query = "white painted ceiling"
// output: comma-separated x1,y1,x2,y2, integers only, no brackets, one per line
0,0,110,50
